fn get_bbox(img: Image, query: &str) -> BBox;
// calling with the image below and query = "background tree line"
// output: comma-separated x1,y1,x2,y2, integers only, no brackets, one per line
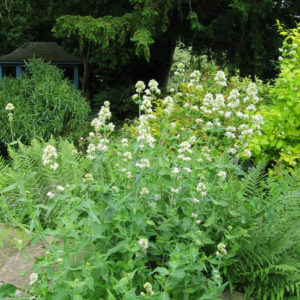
0,0,299,118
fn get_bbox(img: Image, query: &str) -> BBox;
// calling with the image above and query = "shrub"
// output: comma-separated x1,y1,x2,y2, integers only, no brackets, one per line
0,59,90,151
249,22,300,168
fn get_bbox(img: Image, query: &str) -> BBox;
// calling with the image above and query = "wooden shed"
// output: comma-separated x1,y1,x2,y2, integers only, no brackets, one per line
0,42,81,89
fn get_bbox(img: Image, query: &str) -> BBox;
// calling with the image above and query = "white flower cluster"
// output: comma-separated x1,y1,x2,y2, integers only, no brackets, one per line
162,96,174,114
174,62,185,77
178,141,192,161
225,126,236,139
29,273,38,285
83,173,94,182
135,79,160,114
227,89,240,109
148,79,160,94
216,242,227,255
137,115,156,149
86,135,110,159
122,151,132,162
198,146,212,162
136,158,150,168
141,282,154,297
5,103,15,111
201,93,226,115
214,71,227,86
170,187,181,194
135,81,146,93
190,70,201,81
140,94,153,114
196,182,207,197
245,83,259,103
121,138,129,147
138,238,149,251
42,145,59,171
217,171,226,181
140,187,150,195
97,138,110,152
91,101,113,132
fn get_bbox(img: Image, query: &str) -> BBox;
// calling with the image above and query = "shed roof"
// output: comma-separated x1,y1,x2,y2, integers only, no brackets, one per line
0,42,81,64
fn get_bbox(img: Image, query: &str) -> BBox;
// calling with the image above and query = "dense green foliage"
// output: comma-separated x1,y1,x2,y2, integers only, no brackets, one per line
0,68,299,299
250,22,300,168
0,60,89,151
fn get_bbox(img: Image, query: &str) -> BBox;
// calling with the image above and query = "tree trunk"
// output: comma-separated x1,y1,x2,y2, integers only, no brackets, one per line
81,44,90,99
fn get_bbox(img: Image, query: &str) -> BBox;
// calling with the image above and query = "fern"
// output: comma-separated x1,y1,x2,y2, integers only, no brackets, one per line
224,165,300,299
0,138,86,225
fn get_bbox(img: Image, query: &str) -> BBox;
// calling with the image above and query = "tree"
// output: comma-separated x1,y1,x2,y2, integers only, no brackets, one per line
1,1,299,114
52,0,300,97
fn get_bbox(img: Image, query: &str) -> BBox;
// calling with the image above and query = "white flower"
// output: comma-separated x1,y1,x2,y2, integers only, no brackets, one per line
132,93,139,100
246,104,256,112
172,167,180,174
170,187,181,194
225,111,232,118
138,238,149,250
112,185,119,192
214,71,227,86
196,182,206,192
246,83,258,96
86,143,96,154
136,158,150,168
178,154,191,161
121,138,129,147
176,62,185,74
243,150,252,158
183,167,192,173
217,243,227,255
148,79,160,94
126,171,132,179
29,273,38,285
91,103,112,132
46,191,54,198
191,212,198,218
5,103,15,111
42,145,58,167
135,81,146,93
71,149,78,155
189,136,196,143
140,187,150,195
106,122,115,131
56,185,65,192
217,171,226,181
50,162,59,171
123,151,132,162
143,282,153,294
193,197,200,203
228,148,237,155
83,173,94,182
162,96,174,114
225,132,236,139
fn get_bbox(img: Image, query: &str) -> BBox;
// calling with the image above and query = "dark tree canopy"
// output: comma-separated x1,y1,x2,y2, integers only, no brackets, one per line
0,0,299,112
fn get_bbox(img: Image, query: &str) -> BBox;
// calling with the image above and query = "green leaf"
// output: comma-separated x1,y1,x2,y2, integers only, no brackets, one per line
171,269,185,279
151,267,169,276
160,292,170,300
0,284,17,297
